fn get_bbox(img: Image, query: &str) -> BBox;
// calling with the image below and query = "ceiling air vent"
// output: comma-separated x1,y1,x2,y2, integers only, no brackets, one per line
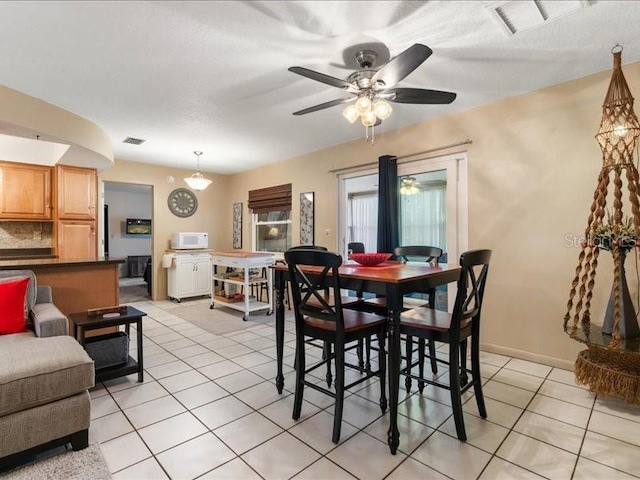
487,0,592,36
122,137,146,145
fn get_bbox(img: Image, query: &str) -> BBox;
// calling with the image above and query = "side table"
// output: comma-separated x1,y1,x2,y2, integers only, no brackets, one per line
69,306,146,383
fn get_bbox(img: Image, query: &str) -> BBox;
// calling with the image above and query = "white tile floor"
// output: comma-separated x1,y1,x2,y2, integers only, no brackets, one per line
88,297,640,480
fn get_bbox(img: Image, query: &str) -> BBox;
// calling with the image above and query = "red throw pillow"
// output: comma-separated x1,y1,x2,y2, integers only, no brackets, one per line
0,276,29,334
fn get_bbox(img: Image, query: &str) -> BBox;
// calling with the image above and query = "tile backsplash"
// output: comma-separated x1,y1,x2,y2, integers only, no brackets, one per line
0,222,53,249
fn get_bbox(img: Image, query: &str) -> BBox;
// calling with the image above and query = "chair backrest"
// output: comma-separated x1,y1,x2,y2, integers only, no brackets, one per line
287,245,328,251
394,246,443,264
348,242,365,254
451,249,492,331
284,249,345,332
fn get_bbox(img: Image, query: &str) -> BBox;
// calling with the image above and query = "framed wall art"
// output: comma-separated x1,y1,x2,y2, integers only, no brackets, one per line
233,202,242,249
300,192,314,245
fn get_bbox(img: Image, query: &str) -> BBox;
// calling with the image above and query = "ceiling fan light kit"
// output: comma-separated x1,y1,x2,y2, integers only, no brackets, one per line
400,176,420,196
289,43,456,144
184,151,212,191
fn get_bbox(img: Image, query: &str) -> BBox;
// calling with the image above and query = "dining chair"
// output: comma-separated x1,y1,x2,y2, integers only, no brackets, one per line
273,245,329,310
399,249,491,441
285,249,387,443
347,242,365,254
346,241,368,369
287,245,364,387
360,245,443,386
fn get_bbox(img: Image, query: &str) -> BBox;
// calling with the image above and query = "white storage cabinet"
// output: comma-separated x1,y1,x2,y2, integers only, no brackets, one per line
210,252,275,320
167,252,212,302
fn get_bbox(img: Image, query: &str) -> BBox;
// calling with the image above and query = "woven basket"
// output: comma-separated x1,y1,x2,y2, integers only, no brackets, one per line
575,348,640,404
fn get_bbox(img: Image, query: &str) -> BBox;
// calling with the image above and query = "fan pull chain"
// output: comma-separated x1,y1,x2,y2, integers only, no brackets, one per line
363,125,376,145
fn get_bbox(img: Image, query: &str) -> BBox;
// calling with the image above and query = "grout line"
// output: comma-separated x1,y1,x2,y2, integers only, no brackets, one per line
95,301,640,480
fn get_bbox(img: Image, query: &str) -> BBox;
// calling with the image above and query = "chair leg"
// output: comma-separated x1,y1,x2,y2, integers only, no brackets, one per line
332,343,345,444
378,331,387,413
418,338,425,393
286,281,291,310
459,339,469,386
292,334,305,421
357,339,364,370
471,333,487,418
404,335,413,392
428,340,438,374
365,337,372,371
448,345,466,441
325,342,333,388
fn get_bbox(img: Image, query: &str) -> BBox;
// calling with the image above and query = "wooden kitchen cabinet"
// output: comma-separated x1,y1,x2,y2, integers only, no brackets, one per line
56,165,97,220
57,220,97,260
0,161,53,220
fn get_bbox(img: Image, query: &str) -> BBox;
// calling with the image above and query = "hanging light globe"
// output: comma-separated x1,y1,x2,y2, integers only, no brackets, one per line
342,104,359,123
183,151,212,191
373,100,392,120
361,110,377,127
355,95,372,115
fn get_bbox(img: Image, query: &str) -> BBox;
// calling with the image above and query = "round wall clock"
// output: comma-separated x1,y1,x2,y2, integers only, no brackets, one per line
167,188,198,217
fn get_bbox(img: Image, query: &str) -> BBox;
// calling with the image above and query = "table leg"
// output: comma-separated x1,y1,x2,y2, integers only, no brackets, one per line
387,305,401,455
275,270,285,394
136,318,144,382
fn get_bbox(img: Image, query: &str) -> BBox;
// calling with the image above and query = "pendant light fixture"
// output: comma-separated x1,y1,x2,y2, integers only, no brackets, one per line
184,151,212,191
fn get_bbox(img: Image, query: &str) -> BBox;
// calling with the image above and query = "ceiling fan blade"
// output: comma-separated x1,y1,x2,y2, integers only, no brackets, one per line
371,44,432,88
386,88,456,105
288,66,357,92
292,97,354,116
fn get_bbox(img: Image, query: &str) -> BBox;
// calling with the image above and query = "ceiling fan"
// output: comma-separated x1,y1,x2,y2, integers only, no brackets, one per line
288,43,456,130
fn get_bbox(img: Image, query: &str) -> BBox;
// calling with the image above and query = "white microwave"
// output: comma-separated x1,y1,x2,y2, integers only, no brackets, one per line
171,232,208,250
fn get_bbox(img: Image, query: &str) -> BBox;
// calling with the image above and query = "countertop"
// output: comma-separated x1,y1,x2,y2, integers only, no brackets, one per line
0,256,126,269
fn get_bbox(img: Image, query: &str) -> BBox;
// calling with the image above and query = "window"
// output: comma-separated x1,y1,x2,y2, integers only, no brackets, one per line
400,177,446,250
253,210,292,252
348,191,378,252
249,183,292,252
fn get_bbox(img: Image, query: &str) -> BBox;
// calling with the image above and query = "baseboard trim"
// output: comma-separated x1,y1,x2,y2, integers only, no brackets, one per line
480,342,575,371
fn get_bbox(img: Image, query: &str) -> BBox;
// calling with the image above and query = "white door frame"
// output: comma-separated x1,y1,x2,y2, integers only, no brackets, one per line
337,152,468,310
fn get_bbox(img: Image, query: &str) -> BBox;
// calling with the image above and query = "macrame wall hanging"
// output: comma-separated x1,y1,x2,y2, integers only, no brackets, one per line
564,45,640,403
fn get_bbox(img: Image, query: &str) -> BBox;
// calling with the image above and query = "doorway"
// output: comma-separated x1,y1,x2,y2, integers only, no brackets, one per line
338,153,468,310
102,181,153,303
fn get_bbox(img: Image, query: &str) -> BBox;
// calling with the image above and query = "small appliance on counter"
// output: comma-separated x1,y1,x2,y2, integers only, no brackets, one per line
170,232,208,250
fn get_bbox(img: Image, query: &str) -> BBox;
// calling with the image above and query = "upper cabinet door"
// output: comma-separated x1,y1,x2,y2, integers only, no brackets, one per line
0,162,53,220
57,165,97,220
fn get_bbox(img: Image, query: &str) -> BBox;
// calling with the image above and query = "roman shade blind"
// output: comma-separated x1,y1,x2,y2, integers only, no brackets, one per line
248,183,292,213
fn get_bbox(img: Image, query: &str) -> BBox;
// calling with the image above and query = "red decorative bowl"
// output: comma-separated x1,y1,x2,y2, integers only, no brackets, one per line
349,253,392,266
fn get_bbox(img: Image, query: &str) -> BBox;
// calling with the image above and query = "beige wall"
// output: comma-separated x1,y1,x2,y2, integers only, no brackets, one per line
224,61,640,368
99,160,229,300
100,61,639,368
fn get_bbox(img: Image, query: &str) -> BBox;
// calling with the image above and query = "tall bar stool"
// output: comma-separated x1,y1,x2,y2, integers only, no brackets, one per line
360,245,443,386
399,249,492,441
285,249,387,443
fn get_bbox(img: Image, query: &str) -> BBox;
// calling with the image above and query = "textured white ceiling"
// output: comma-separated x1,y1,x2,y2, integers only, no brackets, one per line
0,1,639,174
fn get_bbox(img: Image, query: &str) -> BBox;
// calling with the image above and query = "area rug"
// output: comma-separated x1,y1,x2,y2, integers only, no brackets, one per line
167,303,278,335
1,443,111,480
119,284,151,304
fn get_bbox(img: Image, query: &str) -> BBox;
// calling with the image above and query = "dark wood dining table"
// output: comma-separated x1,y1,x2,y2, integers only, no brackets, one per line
271,260,461,454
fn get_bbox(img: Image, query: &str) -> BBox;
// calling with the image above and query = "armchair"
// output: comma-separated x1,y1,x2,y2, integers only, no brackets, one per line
0,270,95,468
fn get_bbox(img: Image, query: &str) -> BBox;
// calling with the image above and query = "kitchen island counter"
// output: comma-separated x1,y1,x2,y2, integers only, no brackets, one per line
0,257,125,316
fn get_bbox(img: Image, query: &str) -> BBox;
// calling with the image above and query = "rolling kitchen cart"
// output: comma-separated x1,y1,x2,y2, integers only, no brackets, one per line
210,251,275,320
